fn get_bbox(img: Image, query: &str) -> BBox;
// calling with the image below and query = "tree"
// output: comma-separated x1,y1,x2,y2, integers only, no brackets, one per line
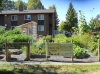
78,10,89,34
89,14,100,30
0,0,3,11
58,21,65,32
14,0,27,10
64,2,78,32
2,0,14,10
27,0,45,9
49,5,59,30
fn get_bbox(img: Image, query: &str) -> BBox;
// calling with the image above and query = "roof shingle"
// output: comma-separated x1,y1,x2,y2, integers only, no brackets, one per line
0,9,55,14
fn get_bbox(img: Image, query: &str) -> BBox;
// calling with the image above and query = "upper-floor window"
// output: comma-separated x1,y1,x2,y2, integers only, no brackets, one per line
24,15,31,20
38,14,44,20
11,15,18,21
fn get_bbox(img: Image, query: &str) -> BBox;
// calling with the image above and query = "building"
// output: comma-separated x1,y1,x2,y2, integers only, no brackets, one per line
0,5,55,36
17,21,37,40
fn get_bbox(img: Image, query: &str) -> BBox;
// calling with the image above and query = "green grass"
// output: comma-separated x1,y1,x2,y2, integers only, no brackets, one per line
0,64,100,74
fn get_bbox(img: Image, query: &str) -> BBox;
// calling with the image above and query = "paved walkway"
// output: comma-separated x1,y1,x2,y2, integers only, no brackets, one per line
0,61,100,65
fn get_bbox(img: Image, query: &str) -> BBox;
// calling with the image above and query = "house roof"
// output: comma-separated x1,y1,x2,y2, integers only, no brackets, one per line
0,9,55,14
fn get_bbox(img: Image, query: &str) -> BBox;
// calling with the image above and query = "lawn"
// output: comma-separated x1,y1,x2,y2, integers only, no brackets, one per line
0,64,100,74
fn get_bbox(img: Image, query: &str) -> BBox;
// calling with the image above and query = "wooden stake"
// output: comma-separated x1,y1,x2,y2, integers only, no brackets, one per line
98,39,100,61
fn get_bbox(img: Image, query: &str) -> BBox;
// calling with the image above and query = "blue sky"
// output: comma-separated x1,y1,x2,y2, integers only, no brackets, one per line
13,0,100,24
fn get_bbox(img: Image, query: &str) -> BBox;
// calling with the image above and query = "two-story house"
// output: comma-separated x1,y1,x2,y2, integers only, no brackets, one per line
0,5,55,36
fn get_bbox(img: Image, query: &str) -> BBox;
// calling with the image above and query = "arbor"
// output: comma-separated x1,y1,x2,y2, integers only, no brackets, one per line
27,0,45,9
64,2,78,32
14,0,27,10
49,5,59,30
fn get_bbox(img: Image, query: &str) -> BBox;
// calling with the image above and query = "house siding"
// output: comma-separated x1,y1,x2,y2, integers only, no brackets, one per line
0,12,55,36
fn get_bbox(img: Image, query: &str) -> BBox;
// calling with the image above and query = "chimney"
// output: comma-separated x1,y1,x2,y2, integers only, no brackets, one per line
19,4,23,11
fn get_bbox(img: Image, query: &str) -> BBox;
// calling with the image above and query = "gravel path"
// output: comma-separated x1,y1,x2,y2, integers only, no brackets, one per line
0,50,99,63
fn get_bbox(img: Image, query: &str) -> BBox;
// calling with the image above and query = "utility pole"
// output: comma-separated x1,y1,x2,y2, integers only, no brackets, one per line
90,8,95,19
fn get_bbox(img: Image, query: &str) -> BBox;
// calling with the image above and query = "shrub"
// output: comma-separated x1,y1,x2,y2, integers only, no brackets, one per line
74,45,88,59
45,35,52,42
88,42,97,52
54,34,72,43
72,33,91,48
30,37,45,55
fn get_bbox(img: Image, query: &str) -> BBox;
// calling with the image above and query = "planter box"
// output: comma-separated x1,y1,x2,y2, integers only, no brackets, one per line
30,54,50,58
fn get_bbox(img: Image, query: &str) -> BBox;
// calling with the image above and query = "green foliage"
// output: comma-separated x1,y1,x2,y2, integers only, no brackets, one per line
74,45,88,59
14,0,27,10
89,14,100,30
0,28,31,43
88,41,98,52
72,33,91,48
64,2,78,32
27,0,45,9
0,28,4,35
49,5,59,27
54,34,68,43
45,35,52,42
30,37,45,55
78,10,90,34
58,21,65,32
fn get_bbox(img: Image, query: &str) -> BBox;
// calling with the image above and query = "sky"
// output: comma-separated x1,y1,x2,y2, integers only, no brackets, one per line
13,0,100,24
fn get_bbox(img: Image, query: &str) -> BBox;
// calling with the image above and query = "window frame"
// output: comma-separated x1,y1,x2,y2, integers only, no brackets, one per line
11,15,18,21
24,14,31,20
38,14,44,20
38,25,44,31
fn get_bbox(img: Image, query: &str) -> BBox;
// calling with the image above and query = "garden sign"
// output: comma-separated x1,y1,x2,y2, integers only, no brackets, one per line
45,42,73,61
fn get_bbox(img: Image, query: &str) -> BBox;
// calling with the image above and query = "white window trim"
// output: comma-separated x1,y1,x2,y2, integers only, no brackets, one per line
38,14,44,20
38,25,44,31
11,15,18,21
24,15,31,20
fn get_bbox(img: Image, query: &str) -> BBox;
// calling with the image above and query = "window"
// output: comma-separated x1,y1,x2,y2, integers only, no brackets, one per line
38,25,44,31
11,26,16,30
11,15,18,21
24,15,31,20
38,14,44,20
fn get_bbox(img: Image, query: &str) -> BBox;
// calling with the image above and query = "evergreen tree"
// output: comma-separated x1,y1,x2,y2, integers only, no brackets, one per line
49,5,59,29
64,2,78,32
27,0,45,9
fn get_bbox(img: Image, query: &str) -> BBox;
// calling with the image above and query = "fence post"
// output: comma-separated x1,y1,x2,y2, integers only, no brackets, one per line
45,42,48,61
5,40,8,61
98,39,100,61
71,39,74,62
25,40,30,61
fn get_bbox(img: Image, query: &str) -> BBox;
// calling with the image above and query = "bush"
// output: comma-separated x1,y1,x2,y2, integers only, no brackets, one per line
74,45,88,59
30,37,45,55
88,42,97,52
72,33,91,48
54,34,72,43
45,35,52,42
